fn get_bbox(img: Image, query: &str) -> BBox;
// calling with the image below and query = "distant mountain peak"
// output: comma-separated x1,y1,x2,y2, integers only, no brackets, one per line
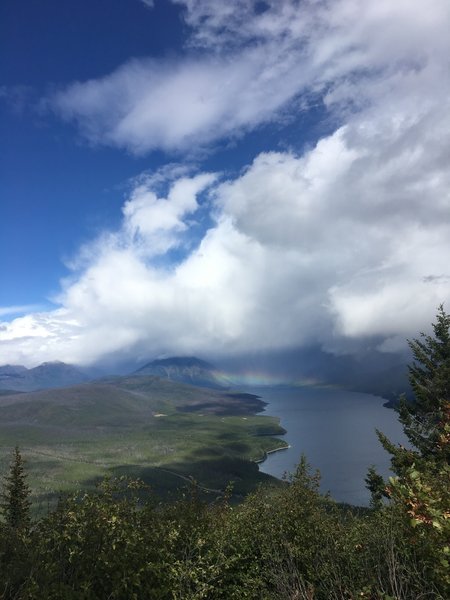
136,356,214,372
133,356,226,389
39,360,65,366
32,361,78,371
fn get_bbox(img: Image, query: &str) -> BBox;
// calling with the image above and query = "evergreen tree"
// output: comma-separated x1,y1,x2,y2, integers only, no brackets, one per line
371,307,450,592
377,304,450,469
364,465,385,509
400,304,450,461
1,446,31,530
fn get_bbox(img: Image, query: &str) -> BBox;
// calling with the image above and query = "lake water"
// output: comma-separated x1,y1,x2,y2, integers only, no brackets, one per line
248,385,407,506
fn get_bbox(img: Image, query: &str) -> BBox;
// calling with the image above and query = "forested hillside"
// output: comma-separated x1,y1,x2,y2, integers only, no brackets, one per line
0,376,285,508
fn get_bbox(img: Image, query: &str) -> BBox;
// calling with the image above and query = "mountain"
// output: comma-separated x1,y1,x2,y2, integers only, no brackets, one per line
0,375,265,426
133,356,230,389
0,361,90,392
0,364,28,377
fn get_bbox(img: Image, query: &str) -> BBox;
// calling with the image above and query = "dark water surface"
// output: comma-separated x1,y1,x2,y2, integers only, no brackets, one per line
248,385,407,506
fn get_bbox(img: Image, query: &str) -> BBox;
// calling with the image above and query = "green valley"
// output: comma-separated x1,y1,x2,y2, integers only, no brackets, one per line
0,375,286,510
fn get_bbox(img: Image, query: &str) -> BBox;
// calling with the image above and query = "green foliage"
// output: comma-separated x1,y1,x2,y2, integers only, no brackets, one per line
1,446,31,530
0,447,33,600
386,462,450,593
373,305,450,474
374,306,450,596
24,478,171,599
365,465,387,509
399,304,450,462
0,469,447,599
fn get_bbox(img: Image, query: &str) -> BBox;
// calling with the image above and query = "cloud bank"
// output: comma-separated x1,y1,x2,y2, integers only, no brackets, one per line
1,0,450,366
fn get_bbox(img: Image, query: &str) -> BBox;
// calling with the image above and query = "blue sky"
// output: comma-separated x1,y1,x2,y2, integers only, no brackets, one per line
1,0,450,367
0,0,184,307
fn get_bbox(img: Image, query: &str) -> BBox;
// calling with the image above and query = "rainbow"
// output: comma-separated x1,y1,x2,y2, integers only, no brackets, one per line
211,369,329,389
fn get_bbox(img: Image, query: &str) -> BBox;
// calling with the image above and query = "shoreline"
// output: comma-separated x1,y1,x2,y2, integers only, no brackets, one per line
255,443,290,464
250,386,290,466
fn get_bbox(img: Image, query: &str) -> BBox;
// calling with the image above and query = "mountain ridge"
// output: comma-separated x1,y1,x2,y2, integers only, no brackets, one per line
0,361,90,392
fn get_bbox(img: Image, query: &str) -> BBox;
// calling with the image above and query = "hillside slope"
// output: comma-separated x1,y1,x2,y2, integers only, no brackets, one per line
0,375,285,507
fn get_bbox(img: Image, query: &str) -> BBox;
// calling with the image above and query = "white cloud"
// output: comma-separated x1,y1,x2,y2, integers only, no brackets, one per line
3,73,450,366
51,49,305,154
122,172,217,255
2,0,450,367
50,0,450,153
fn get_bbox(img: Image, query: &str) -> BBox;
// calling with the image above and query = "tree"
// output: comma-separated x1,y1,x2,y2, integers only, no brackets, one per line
372,306,450,594
400,303,449,460
1,446,31,530
376,305,450,468
365,465,386,510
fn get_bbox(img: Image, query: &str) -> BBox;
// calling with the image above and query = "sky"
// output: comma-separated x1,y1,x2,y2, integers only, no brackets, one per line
1,0,450,369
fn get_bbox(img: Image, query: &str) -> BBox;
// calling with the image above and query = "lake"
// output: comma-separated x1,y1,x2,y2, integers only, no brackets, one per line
248,385,407,506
